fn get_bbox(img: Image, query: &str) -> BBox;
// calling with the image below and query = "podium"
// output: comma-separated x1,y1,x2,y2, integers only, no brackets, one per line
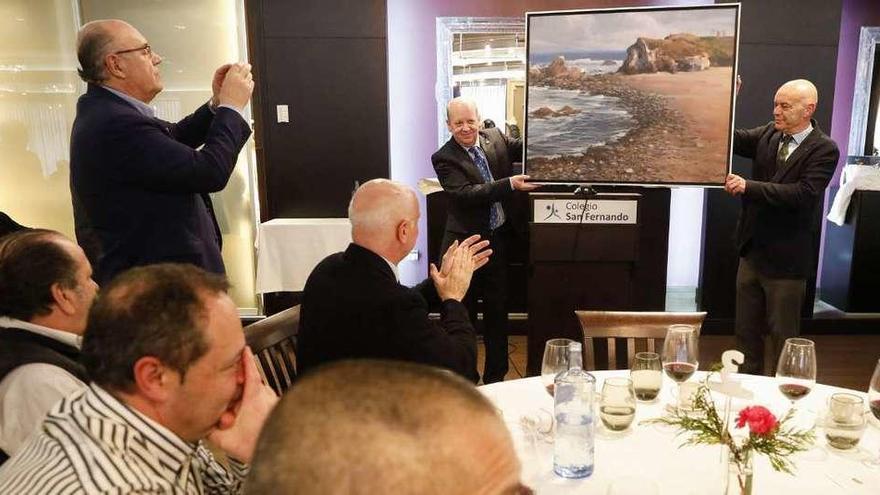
527,189,670,374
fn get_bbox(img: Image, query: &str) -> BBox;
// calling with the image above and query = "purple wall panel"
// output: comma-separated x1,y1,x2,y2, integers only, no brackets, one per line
818,0,880,284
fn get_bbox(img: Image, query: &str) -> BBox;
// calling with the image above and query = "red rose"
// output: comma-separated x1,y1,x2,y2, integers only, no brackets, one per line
736,406,778,436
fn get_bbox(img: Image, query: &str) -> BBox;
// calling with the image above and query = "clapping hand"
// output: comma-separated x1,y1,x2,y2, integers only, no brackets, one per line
430,235,491,302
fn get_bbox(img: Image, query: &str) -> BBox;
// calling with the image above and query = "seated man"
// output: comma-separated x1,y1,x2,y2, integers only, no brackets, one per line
0,264,278,494
246,360,529,494
0,230,96,463
297,179,490,382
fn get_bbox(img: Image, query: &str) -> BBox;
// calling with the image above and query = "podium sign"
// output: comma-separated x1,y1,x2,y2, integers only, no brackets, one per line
533,198,638,224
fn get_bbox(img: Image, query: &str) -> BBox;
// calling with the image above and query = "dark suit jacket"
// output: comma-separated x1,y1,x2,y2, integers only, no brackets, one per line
0,213,26,239
297,243,478,382
70,84,252,284
733,120,839,279
431,127,522,245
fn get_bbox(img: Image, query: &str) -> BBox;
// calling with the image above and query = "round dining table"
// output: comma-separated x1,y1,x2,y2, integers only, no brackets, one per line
478,370,880,494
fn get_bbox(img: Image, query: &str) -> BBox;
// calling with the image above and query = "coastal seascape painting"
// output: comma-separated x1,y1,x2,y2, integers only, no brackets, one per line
525,5,740,186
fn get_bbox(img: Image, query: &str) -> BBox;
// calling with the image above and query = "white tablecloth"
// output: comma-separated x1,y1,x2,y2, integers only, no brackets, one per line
827,165,880,226
479,371,879,494
254,218,351,293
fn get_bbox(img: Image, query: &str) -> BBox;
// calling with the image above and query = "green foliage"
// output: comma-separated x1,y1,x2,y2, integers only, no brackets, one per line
644,375,815,476
699,36,736,66
635,34,735,67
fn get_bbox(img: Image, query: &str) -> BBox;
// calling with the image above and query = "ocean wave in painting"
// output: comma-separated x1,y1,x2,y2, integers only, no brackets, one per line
527,86,634,159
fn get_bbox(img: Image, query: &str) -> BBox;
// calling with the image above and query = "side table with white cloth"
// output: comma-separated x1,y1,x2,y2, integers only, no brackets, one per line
826,163,880,226
821,163,880,312
255,218,351,294
479,371,879,494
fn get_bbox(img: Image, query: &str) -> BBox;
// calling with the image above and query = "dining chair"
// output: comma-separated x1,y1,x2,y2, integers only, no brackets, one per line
244,305,300,395
574,310,707,370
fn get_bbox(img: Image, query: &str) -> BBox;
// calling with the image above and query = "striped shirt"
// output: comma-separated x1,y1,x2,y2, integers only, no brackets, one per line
0,384,248,494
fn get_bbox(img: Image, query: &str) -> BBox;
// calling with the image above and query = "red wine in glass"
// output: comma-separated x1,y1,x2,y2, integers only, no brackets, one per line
870,399,880,421
663,362,696,383
778,383,812,401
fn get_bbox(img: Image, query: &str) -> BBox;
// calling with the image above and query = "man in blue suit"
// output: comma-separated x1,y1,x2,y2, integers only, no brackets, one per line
70,19,254,284
432,98,537,383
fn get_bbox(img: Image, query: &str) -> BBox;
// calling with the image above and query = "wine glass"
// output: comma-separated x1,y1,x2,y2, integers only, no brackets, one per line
864,358,880,469
775,338,817,413
541,338,574,396
661,325,699,410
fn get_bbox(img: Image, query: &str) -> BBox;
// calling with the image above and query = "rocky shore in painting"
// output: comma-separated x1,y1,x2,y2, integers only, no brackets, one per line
529,57,699,183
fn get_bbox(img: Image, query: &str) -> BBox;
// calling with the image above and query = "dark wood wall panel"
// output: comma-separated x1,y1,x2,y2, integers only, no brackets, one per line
732,43,838,131
262,37,389,217
262,0,386,38
248,0,388,220
698,0,842,319
736,0,842,46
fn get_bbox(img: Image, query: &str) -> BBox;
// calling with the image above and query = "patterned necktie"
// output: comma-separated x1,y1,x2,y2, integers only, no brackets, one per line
776,134,793,168
468,146,504,230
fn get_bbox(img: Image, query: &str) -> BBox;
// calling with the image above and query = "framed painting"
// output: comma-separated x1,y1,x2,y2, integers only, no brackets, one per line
524,4,741,186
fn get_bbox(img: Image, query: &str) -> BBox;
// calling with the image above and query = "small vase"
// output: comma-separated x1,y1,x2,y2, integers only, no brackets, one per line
723,447,753,495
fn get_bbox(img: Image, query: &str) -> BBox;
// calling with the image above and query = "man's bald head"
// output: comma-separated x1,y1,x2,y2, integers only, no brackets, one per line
348,179,419,264
246,360,524,494
773,79,818,135
778,79,818,105
446,97,480,122
446,97,482,148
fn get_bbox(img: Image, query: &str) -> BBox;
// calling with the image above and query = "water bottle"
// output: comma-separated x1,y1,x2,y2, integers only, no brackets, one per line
553,341,596,478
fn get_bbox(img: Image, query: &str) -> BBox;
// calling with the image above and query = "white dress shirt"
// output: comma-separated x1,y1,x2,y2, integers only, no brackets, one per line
0,318,85,456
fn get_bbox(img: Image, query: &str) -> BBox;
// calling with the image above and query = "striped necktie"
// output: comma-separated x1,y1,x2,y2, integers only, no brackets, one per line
468,146,504,230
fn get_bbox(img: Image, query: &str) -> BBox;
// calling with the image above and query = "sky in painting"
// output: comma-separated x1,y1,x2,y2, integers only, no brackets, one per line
529,6,738,54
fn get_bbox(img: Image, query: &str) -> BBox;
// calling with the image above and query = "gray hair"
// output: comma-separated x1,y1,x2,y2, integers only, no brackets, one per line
76,21,115,84
348,179,416,237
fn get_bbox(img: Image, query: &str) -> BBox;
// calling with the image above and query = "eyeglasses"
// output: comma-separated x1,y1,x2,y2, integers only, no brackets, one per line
113,43,152,57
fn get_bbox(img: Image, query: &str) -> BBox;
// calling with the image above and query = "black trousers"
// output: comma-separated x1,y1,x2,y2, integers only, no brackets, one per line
444,227,510,384
734,257,806,375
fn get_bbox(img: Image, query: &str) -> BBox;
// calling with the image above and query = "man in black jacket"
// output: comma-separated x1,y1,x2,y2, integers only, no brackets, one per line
0,212,26,239
432,97,537,383
298,179,491,382
0,230,97,462
725,79,839,374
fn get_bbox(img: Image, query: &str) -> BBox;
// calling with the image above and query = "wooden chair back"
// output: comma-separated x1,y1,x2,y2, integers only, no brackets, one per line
244,305,300,395
574,310,707,370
